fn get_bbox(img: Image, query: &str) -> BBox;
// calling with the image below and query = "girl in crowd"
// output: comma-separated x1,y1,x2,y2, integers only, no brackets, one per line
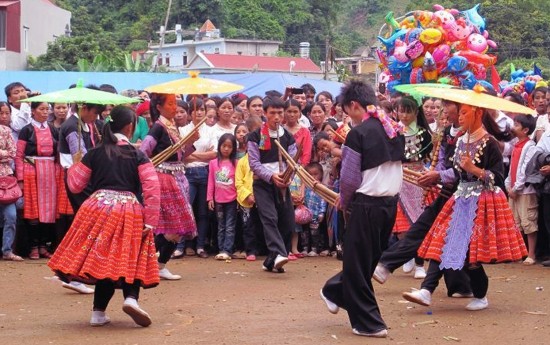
140,93,198,280
284,99,312,166
212,97,236,142
48,105,160,327
175,100,189,128
232,107,245,125
393,96,432,279
405,103,527,311
247,95,264,118
232,123,250,258
136,101,153,129
207,133,238,260
235,122,249,160
422,97,442,132
316,91,334,119
0,101,22,261
16,102,58,259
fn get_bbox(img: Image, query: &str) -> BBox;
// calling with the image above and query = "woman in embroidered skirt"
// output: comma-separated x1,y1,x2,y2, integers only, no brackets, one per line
16,102,58,259
392,96,433,279
48,106,160,327
403,103,527,311
140,93,198,280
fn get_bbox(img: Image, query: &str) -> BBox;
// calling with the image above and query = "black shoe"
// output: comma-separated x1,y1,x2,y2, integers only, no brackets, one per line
542,260,550,267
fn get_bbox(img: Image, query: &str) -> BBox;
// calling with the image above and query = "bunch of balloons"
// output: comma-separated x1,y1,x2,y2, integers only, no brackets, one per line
377,3,498,93
499,66,547,103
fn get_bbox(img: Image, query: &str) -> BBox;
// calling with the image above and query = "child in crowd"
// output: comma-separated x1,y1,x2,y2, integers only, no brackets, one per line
235,116,264,261
208,134,238,260
232,107,245,125
289,173,305,258
235,123,248,160
302,163,328,257
506,114,538,265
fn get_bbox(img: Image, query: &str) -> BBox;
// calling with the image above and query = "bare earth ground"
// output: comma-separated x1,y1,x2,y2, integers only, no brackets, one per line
1,256,549,345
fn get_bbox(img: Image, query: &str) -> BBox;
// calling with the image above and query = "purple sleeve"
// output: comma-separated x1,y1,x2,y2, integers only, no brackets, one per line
140,135,157,158
435,145,457,184
66,131,88,156
339,145,362,210
247,141,273,183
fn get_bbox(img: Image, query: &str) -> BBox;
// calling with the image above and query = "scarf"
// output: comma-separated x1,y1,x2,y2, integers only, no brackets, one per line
259,123,271,150
363,105,402,139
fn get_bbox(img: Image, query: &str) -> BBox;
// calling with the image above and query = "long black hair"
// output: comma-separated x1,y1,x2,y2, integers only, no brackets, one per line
149,92,169,123
102,105,137,159
397,96,431,133
217,133,237,166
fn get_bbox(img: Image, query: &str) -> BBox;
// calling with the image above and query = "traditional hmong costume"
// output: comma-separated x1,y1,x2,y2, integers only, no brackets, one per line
393,124,432,233
140,118,197,238
418,130,527,268
322,106,404,334
49,122,74,218
48,141,161,288
16,121,58,224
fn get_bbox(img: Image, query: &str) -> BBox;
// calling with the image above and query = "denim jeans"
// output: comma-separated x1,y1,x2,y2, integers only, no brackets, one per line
216,200,237,254
183,166,209,250
1,203,17,255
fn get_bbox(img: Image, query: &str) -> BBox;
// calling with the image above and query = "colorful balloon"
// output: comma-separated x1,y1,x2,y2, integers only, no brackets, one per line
467,33,489,53
405,40,424,60
446,17,472,42
433,10,456,30
419,28,443,45
413,10,434,27
410,67,425,84
462,4,486,32
378,29,407,54
445,56,468,73
393,39,409,63
459,70,478,89
422,52,438,82
456,50,496,67
432,44,451,65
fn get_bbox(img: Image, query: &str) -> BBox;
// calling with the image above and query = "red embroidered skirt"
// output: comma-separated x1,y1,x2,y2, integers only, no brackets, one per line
48,190,159,288
155,171,197,238
392,203,411,233
23,160,57,223
55,165,74,217
418,189,527,265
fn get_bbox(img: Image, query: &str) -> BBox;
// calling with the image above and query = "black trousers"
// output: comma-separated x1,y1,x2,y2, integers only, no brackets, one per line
422,261,488,298
379,195,471,296
322,194,397,333
253,180,294,259
155,235,176,265
93,279,141,311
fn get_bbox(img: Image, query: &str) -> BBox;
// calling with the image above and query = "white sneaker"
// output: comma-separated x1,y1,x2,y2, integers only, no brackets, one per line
373,265,390,284
90,311,111,327
62,281,94,294
320,289,339,314
159,267,181,280
352,328,388,338
274,254,289,270
414,266,427,279
402,288,432,306
307,250,319,257
122,297,152,327
465,297,488,311
171,249,184,259
402,258,415,273
451,292,474,298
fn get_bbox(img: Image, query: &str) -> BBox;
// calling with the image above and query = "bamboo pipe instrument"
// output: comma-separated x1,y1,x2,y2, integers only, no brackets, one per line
282,140,303,184
328,127,345,143
151,116,208,167
276,125,286,202
402,167,452,199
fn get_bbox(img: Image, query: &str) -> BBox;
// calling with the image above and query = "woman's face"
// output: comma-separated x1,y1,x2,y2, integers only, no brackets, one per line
218,100,234,123
248,98,263,117
157,94,177,119
317,95,333,115
285,105,301,126
205,109,217,126
191,106,206,124
0,105,11,127
534,91,547,114
175,106,188,127
32,103,50,123
310,105,325,127
238,99,247,110
398,106,417,128
423,99,435,121
53,103,68,121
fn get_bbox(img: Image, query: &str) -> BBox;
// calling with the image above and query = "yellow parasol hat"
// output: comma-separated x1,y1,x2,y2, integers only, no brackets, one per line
145,71,243,95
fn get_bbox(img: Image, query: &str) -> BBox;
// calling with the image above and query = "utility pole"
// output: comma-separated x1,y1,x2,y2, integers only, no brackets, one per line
154,0,173,72
324,36,329,80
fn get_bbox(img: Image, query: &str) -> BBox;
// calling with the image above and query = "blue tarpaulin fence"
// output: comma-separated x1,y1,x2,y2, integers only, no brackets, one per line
0,71,343,98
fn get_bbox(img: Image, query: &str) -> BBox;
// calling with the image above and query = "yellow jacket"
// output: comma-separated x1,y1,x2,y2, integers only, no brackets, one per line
235,153,254,208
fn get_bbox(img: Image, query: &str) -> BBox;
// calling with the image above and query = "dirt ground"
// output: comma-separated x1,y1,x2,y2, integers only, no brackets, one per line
1,256,549,345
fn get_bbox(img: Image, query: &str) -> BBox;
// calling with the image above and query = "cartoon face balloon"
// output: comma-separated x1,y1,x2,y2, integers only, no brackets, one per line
467,33,488,53
446,18,472,42
433,10,456,30
419,28,443,45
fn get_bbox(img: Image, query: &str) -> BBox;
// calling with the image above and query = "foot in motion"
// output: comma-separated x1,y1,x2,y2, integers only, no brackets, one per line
122,297,152,327
352,328,388,338
319,289,339,314
90,310,111,327
403,258,415,273
159,267,181,280
402,288,432,306
414,266,427,279
373,264,390,284
465,297,488,311
62,281,94,294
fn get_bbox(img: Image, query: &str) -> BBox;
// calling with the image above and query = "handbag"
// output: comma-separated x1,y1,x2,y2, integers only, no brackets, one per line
0,176,22,204
294,204,313,225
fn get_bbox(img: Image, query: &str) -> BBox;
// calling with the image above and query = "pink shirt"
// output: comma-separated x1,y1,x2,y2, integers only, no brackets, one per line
207,158,237,203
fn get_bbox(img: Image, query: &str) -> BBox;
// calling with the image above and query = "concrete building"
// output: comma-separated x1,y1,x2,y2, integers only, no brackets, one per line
149,20,282,71
0,0,71,70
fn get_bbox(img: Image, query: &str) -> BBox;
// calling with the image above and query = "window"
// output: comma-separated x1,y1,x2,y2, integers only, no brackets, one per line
183,52,187,66
23,26,29,52
165,53,170,66
214,47,219,54
0,10,6,48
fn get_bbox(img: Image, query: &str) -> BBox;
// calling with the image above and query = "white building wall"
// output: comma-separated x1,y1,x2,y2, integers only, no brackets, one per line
0,50,25,70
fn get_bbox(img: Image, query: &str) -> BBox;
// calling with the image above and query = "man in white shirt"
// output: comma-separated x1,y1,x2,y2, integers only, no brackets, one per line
5,82,31,139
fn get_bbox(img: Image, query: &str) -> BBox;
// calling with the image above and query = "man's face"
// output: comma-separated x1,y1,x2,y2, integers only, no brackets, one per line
305,90,315,103
8,86,28,108
443,103,459,126
265,106,284,130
